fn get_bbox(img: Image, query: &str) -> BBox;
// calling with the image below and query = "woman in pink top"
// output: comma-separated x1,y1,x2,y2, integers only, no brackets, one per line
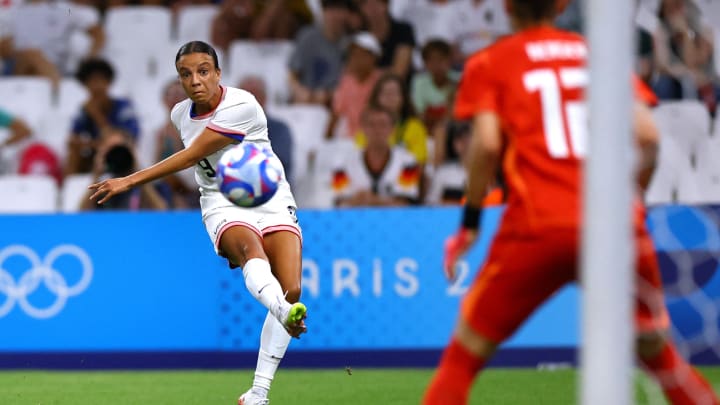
327,32,382,139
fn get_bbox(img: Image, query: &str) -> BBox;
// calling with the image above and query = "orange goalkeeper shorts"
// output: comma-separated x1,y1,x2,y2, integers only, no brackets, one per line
461,226,670,343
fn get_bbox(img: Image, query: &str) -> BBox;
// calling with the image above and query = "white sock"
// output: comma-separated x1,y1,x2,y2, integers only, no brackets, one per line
252,311,292,398
242,258,288,321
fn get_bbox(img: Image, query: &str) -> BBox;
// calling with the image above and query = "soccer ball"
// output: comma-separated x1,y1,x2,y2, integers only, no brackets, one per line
216,143,282,207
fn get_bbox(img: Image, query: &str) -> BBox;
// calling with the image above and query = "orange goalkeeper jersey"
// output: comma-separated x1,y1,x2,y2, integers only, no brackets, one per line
455,26,654,232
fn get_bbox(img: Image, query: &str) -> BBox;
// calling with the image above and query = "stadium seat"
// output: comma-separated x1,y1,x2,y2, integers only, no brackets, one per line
693,134,720,203
56,78,88,119
269,104,329,186
176,5,219,44
0,77,52,132
226,40,294,105
103,6,173,87
104,6,172,49
37,109,72,163
649,101,712,204
653,100,711,156
0,175,58,213
400,1,455,46
60,173,94,213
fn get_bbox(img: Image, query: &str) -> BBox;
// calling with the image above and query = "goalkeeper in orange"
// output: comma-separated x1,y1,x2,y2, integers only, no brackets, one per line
423,0,719,404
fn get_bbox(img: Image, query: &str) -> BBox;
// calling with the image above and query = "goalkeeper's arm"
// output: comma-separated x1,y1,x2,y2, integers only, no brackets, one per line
633,101,660,192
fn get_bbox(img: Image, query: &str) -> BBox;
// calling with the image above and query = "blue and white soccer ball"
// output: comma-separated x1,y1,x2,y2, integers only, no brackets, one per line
216,143,282,207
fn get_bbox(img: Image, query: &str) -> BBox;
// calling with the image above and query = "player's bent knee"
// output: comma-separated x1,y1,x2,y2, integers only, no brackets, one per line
456,318,498,358
636,331,666,360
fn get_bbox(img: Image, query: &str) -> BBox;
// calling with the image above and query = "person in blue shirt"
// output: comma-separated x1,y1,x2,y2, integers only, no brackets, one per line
65,58,140,175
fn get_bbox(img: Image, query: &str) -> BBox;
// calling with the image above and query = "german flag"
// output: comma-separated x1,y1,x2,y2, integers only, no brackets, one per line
398,165,420,188
332,170,350,191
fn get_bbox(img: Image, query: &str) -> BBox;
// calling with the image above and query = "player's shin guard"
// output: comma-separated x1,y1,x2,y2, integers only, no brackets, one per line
251,311,292,398
640,343,719,405
423,337,486,405
242,258,287,320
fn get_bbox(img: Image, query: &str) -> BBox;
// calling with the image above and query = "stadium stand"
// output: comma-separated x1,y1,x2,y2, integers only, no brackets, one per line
176,5,219,45
0,0,718,211
60,173,94,213
226,40,294,106
0,174,57,213
0,77,52,133
270,104,330,185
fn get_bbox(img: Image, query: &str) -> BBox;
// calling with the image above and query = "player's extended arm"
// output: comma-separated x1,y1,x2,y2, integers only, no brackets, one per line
633,101,659,191
444,112,503,280
88,128,234,204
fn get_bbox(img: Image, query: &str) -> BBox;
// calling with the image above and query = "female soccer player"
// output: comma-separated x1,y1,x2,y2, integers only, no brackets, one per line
88,41,306,405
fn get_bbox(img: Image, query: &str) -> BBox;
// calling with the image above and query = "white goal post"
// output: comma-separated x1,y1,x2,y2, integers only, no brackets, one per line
581,0,636,404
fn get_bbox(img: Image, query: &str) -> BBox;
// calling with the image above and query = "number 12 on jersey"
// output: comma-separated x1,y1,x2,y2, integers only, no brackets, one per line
524,68,588,159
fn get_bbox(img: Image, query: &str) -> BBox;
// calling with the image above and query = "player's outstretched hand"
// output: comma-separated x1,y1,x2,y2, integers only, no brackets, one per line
88,177,132,205
443,228,478,281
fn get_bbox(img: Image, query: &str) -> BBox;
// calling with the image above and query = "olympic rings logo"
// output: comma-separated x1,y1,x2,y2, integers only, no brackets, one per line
0,245,93,319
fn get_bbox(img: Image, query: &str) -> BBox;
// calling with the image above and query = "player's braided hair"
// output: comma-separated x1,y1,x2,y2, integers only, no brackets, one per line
511,0,558,22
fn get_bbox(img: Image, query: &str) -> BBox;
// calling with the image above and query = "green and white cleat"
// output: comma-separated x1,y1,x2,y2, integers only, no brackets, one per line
283,302,307,338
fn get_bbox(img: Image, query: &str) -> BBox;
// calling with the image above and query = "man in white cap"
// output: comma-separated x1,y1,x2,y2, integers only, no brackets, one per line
328,31,382,139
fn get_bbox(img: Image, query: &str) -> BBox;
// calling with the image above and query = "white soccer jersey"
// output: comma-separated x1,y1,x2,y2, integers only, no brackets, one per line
170,85,295,214
331,147,421,203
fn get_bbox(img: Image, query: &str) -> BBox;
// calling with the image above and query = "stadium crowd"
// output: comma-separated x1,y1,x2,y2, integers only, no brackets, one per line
0,0,718,211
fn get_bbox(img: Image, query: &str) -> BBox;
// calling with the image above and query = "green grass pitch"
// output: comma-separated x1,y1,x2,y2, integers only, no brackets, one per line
0,367,718,404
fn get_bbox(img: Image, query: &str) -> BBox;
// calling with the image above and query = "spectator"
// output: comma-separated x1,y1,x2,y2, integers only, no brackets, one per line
65,58,140,175
426,120,469,205
637,26,655,84
0,107,32,152
411,39,459,132
239,75,295,184
80,129,167,211
357,73,429,165
0,0,60,85
332,106,420,207
446,0,511,64
357,0,416,80
0,107,32,174
652,0,719,112
288,0,352,105
153,79,199,209
328,31,382,139
211,0,313,50
7,0,104,85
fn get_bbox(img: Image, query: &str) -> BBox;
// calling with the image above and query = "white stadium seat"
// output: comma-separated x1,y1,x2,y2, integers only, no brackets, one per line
226,40,294,105
693,133,720,203
36,110,72,164
104,6,172,49
652,100,711,157
176,5,219,44
0,175,58,213
646,101,714,205
268,104,332,208
60,173,94,213
103,6,173,87
269,104,329,183
0,77,52,132
56,78,88,119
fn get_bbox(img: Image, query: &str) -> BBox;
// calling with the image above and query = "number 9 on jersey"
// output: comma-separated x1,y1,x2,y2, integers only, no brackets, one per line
216,143,282,208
